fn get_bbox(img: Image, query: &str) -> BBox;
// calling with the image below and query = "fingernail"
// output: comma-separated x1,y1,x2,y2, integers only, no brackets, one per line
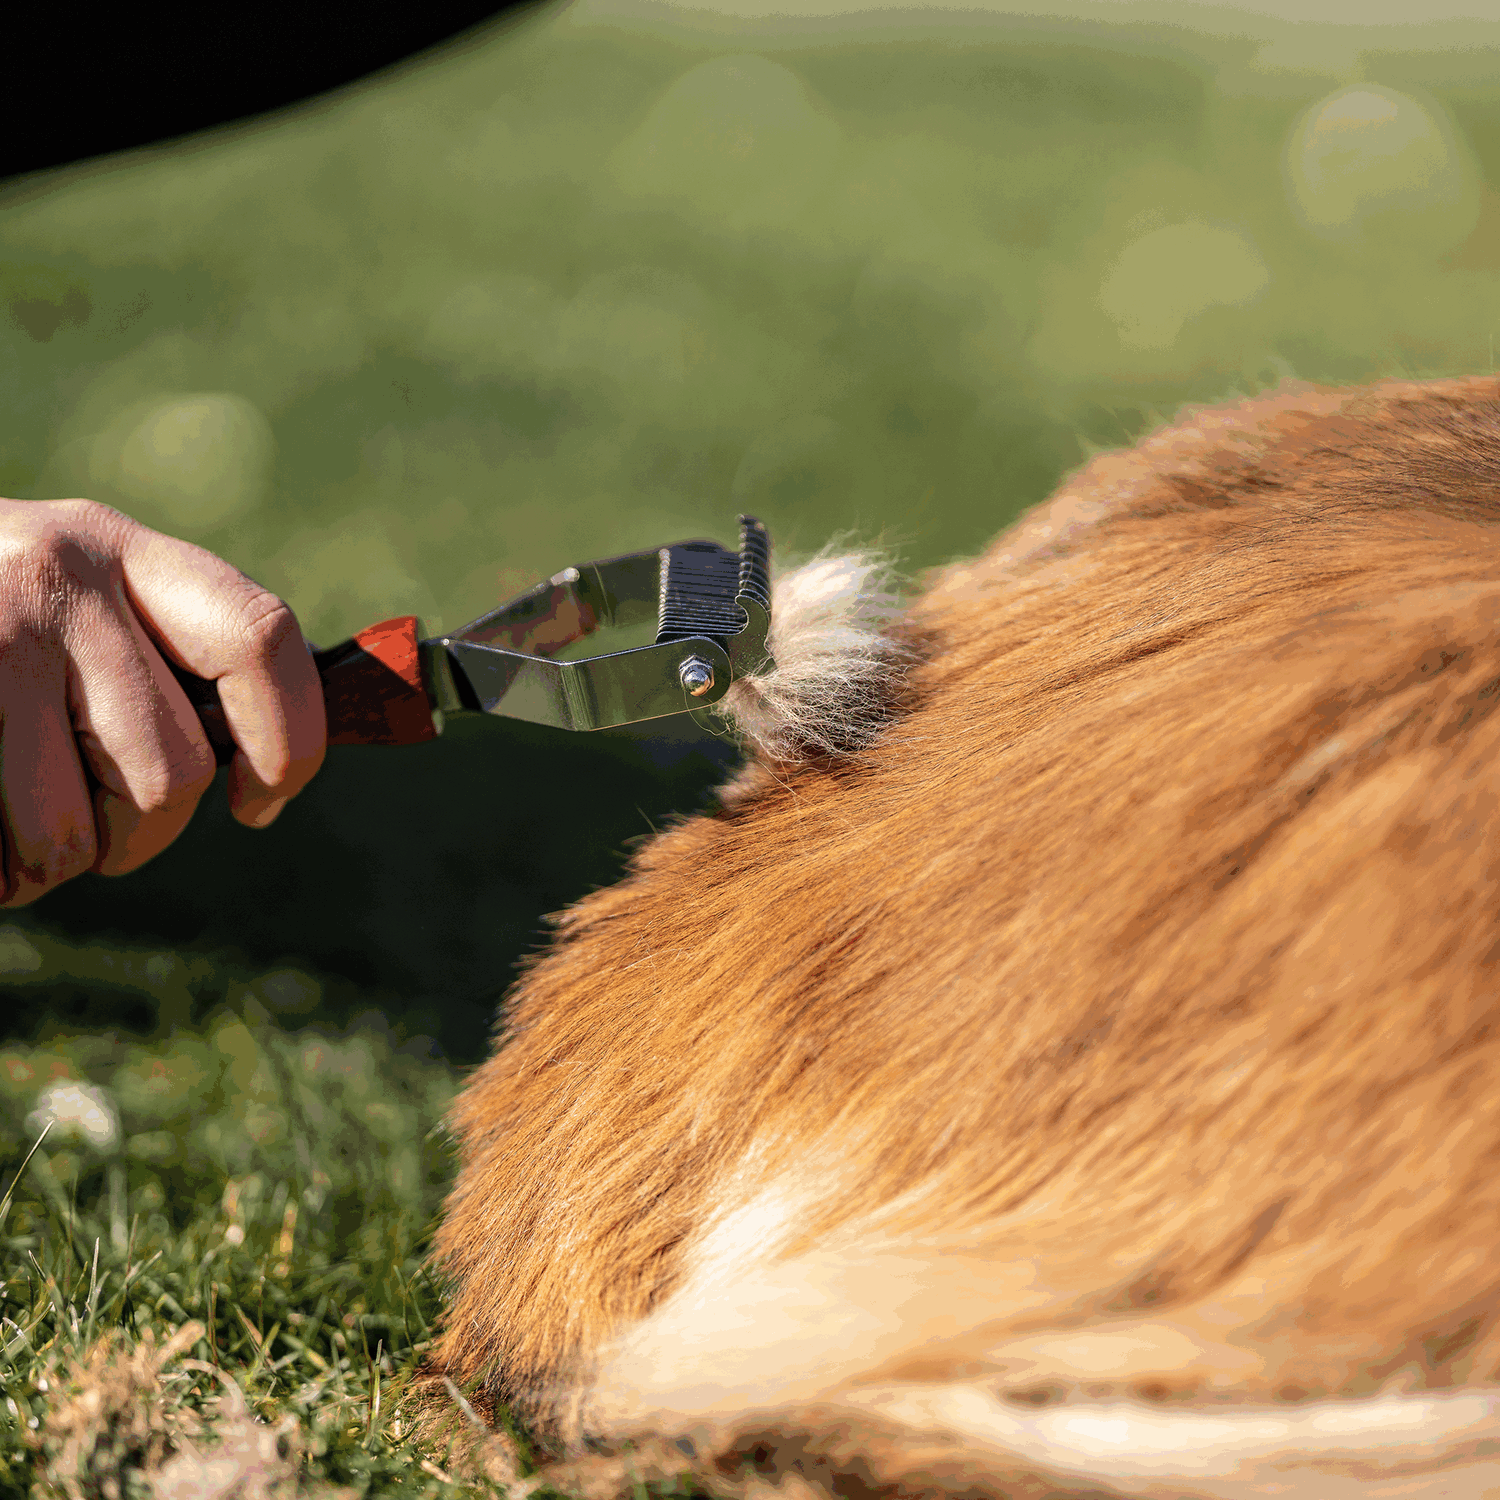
247,798,288,829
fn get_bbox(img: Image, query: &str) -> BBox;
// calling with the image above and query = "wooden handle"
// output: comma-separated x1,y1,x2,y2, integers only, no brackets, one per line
170,616,440,768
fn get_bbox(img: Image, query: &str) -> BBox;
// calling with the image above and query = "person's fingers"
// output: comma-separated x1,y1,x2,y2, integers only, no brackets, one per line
0,497,324,884
0,636,97,906
0,494,319,895
110,513,326,828
64,576,218,877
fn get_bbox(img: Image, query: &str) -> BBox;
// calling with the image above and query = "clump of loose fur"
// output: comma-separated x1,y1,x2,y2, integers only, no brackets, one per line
26,1322,340,1500
715,546,912,763
26,1324,206,1500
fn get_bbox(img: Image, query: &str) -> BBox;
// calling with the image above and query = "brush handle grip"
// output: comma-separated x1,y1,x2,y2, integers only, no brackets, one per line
170,615,440,768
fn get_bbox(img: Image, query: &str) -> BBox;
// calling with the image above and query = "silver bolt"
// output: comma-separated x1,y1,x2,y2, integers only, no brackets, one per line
679,656,715,697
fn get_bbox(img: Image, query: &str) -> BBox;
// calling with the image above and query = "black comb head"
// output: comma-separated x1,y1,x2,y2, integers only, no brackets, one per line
656,514,771,646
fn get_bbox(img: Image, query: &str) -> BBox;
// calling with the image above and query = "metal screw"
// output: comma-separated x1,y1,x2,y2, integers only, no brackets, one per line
679,656,715,697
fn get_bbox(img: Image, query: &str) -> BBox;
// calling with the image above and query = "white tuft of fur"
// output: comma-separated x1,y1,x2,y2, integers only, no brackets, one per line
715,547,912,763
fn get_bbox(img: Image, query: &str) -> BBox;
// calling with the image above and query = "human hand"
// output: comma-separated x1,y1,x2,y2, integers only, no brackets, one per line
0,497,325,905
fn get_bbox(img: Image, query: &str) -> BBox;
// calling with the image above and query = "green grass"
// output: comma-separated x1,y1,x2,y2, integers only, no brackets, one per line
0,943,478,1495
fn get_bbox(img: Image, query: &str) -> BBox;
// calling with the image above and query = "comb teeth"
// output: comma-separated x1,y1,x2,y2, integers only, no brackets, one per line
736,514,772,613
656,541,744,644
655,514,771,646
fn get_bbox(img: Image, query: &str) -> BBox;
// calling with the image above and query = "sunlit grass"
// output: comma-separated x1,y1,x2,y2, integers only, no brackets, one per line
0,957,486,1496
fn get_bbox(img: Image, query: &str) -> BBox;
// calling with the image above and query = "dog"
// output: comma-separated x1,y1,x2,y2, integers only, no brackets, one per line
425,377,1500,1497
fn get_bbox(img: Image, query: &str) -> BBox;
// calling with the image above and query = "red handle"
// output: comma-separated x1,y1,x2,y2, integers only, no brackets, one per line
316,616,438,748
171,615,439,767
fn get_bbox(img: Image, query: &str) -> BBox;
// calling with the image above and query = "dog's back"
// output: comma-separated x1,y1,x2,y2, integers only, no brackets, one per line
430,377,1500,1495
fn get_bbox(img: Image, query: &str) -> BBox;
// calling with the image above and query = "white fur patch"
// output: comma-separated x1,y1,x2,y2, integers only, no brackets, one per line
714,547,911,762
839,1383,1500,1498
586,1227,1500,1494
585,1212,1067,1432
578,1165,1500,1493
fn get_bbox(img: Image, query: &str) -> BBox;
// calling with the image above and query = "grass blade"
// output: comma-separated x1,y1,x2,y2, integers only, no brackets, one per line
0,1122,53,1234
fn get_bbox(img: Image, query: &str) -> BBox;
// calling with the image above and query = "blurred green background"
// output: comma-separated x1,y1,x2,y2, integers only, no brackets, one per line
2,0,1497,1061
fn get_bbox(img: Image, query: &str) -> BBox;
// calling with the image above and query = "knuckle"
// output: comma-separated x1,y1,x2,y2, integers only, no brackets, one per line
47,496,125,533
237,589,301,657
0,511,118,629
131,747,215,816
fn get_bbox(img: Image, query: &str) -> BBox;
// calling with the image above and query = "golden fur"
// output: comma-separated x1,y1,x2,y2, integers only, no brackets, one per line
425,377,1500,1494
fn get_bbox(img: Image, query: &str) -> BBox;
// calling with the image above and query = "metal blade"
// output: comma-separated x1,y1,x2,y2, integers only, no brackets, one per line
423,516,774,731
448,549,662,655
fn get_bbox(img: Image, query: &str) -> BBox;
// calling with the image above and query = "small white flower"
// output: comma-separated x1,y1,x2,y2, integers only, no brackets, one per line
27,1082,121,1153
